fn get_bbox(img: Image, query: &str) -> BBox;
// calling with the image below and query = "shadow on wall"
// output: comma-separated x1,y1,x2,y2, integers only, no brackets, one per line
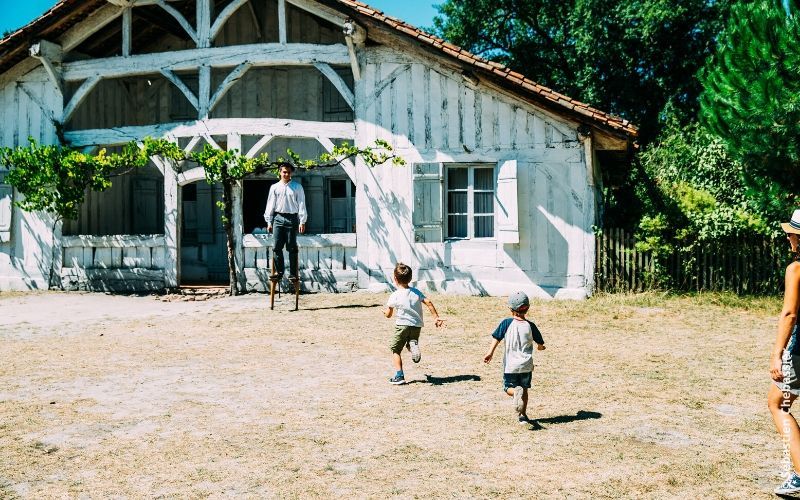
360,159,585,297
360,175,405,286
11,211,56,290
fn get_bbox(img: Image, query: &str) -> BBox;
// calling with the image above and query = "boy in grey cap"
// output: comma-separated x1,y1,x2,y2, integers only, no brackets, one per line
483,291,546,424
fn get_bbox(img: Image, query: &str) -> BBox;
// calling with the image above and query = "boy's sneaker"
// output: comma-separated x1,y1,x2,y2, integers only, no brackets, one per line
513,386,524,413
518,414,529,425
409,340,421,363
775,472,800,495
388,374,406,385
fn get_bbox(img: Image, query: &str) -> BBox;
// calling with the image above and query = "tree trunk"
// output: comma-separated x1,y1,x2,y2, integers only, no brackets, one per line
221,176,238,296
49,216,63,290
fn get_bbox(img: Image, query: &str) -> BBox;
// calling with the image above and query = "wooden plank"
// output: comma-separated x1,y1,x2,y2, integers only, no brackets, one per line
532,114,546,148
62,76,101,122
314,62,354,110
63,43,349,82
344,246,356,270
428,68,443,149
395,66,411,148
461,85,475,151
210,0,250,40
65,118,355,146
122,7,132,56
446,76,459,150
285,0,348,27
94,248,113,269
64,247,83,269
276,68,288,118
278,0,287,43
331,246,344,270
137,246,152,268
255,246,268,269
379,63,395,143
161,69,199,111
209,62,252,113
423,65,432,148
410,63,426,148
498,101,513,149
83,247,94,269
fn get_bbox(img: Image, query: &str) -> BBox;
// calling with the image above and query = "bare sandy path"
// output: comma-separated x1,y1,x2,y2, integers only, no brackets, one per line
0,291,785,498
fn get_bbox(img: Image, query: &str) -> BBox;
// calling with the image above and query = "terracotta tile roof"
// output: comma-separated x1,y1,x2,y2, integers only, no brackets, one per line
0,0,637,139
329,0,637,138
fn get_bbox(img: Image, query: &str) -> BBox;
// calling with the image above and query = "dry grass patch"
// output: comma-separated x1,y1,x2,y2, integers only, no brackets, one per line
0,290,786,498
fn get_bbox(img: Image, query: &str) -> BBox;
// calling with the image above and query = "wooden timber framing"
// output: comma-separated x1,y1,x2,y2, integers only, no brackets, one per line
28,41,63,95
62,76,102,122
208,62,253,113
64,118,356,146
313,62,354,110
62,43,350,81
160,68,199,111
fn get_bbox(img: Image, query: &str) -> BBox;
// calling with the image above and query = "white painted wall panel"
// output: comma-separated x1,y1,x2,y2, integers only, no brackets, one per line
356,48,593,297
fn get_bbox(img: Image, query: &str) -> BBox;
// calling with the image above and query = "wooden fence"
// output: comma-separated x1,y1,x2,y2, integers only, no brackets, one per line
595,228,788,294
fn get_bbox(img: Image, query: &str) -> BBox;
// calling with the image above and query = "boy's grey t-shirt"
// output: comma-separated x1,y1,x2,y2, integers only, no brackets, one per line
387,287,425,327
491,318,544,374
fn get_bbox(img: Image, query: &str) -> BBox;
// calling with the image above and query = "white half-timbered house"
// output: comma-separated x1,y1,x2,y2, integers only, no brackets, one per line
0,0,637,298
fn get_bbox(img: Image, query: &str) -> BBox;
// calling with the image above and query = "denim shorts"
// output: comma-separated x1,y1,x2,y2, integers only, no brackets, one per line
503,371,532,391
775,351,800,396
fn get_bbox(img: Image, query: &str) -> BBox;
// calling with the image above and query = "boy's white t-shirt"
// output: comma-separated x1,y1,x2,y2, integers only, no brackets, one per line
386,287,426,327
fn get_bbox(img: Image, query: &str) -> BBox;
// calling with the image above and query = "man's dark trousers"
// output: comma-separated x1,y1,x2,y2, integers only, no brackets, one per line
273,213,299,277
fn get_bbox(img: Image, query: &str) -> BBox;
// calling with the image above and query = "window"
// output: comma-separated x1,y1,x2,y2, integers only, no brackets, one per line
445,165,495,239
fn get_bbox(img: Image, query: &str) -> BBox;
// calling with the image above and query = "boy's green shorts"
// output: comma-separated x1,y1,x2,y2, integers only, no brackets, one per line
390,325,421,354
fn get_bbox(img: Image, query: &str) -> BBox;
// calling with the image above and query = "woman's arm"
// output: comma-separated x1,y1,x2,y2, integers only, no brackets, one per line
771,262,800,381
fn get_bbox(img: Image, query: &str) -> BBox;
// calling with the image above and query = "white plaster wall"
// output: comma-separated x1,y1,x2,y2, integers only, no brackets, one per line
0,64,63,290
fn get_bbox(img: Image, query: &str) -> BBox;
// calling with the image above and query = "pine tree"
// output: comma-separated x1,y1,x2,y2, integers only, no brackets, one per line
700,0,800,215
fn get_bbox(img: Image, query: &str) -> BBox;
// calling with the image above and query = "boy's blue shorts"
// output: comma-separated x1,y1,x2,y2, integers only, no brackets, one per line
503,371,532,391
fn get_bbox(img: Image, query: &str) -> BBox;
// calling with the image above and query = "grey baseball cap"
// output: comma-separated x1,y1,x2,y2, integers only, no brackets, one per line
508,291,529,311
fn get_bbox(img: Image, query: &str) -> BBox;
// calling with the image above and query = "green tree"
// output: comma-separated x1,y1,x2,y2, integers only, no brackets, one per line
635,117,776,285
432,0,731,143
700,0,800,217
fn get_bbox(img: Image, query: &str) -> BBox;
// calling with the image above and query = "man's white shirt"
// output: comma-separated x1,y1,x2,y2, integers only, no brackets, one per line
263,180,307,225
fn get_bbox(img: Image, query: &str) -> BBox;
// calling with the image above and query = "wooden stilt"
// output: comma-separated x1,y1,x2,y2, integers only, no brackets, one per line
292,276,300,311
269,255,278,310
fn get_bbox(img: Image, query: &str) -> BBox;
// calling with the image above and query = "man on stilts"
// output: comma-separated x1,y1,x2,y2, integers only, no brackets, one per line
264,162,307,308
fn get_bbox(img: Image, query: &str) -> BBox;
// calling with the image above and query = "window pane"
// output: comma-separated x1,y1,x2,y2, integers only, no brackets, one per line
474,192,493,214
448,191,467,213
330,179,347,198
474,168,494,190
447,168,468,189
448,215,467,238
474,215,494,238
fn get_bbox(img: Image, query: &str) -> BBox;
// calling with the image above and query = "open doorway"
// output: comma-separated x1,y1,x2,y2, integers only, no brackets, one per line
180,182,228,285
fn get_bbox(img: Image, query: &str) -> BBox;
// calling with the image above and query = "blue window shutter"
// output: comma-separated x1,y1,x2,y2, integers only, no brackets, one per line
412,162,443,243
495,159,519,244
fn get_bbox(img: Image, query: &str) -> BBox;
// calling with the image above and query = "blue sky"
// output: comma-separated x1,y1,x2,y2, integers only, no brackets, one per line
0,1,441,37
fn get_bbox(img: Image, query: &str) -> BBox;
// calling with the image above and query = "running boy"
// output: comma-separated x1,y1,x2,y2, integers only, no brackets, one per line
483,291,546,423
384,263,444,385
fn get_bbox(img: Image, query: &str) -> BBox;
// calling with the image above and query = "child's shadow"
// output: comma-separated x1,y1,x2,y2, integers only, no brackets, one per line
527,410,602,431
407,374,481,385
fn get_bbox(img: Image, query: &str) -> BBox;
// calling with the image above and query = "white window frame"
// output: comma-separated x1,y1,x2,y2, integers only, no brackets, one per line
444,163,496,240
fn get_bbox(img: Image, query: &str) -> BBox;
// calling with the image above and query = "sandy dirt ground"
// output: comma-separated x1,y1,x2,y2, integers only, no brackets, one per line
0,290,788,498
